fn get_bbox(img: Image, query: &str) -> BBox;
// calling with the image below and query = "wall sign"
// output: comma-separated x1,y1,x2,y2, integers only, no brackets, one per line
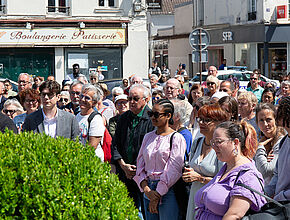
147,0,162,10
222,31,233,41
277,5,286,19
0,28,126,45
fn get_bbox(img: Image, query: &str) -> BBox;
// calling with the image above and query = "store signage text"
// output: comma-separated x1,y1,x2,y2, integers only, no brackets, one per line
222,31,233,41
0,28,126,45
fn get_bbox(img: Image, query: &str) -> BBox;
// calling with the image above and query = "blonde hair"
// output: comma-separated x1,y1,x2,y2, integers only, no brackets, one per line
238,91,258,107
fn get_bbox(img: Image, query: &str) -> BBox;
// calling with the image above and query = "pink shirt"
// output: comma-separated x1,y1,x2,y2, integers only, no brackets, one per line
133,131,186,196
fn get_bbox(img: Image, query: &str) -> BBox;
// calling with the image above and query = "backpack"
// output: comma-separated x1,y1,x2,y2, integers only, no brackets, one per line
87,111,112,162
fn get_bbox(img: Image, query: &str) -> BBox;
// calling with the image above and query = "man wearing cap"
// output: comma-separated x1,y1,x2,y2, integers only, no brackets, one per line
108,94,129,138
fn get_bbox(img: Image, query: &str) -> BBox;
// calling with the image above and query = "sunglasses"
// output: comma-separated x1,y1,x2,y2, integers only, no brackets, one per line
147,110,168,118
116,100,128,106
3,109,16,115
128,96,144,102
70,91,81,96
250,77,258,81
59,98,69,102
80,94,92,102
196,117,214,124
207,82,215,86
152,97,160,101
41,92,56,99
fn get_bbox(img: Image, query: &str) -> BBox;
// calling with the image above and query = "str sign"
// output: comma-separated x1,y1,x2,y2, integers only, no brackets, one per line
0,28,126,45
222,31,233,41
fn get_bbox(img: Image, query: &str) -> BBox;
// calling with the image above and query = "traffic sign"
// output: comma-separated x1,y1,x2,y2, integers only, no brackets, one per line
192,50,208,63
189,28,210,51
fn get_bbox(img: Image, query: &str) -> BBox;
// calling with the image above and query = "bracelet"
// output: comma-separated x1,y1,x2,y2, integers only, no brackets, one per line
200,176,205,184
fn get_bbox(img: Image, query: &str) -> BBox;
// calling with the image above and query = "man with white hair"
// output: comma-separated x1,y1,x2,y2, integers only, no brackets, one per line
62,81,84,115
124,75,143,95
164,78,193,125
112,84,154,219
9,73,33,102
76,84,106,161
150,74,163,93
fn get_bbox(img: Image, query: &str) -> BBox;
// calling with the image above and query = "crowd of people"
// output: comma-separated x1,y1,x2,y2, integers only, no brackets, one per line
0,63,289,220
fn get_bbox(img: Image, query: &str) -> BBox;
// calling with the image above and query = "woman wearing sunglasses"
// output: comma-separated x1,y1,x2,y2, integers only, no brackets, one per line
57,91,71,108
183,104,230,220
134,99,186,220
194,121,266,219
205,75,219,97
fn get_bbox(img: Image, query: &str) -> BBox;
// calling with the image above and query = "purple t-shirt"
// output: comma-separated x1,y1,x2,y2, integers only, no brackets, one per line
194,162,267,219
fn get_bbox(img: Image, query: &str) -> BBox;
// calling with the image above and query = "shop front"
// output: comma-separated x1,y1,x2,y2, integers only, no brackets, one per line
0,20,128,82
207,24,290,79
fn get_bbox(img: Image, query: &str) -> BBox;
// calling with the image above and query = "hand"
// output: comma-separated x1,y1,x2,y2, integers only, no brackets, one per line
267,149,274,162
149,199,159,214
182,167,201,183
144,188,160,201
259,137,273,147
121,164,136,179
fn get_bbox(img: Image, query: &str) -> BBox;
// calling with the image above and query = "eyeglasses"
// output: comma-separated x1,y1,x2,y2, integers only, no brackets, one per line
116,100,128,106
147,110,168,118
207,82,215,86
165,86,178,91
128,96,144,102
80,94,92,102
18,80,30,85
25,99,37,104
196,117,215,124
3,109,16,115
70,91,81,96
90,77,97,80
152,97,160,101
250,77,258,81
59,98,69,102
41,92,56,99
210,138,231,148
220,89,230,93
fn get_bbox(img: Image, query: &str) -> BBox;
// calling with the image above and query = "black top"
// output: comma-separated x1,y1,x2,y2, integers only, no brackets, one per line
0,112,17,133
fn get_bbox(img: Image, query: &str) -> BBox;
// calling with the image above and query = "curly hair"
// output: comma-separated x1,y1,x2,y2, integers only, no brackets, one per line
19,89,40,106
276,96,290,128
39,80,61,95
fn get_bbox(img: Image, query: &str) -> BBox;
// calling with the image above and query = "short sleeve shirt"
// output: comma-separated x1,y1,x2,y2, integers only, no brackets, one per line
76,113,105,161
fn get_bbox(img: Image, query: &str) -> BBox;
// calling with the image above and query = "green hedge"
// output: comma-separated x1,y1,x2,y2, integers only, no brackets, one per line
0,130,138,219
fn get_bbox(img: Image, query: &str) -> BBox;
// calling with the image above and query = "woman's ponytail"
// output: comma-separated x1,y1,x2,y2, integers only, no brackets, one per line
240,120,257,159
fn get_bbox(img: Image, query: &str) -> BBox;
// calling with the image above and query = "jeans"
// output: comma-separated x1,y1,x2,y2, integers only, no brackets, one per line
143,180,179,220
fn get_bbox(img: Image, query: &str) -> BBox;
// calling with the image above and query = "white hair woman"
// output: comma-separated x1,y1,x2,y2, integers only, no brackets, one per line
3,99,24,119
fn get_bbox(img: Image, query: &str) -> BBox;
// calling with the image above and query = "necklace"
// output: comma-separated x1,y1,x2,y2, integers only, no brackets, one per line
203,140,211,147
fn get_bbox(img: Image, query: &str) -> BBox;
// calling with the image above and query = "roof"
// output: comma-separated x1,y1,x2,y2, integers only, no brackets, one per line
149,0,192,15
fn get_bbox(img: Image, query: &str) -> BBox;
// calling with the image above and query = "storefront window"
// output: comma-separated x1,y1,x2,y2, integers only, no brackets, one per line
235,43,251,68
0,48,54,82
258,43,287,80
65,48,122,81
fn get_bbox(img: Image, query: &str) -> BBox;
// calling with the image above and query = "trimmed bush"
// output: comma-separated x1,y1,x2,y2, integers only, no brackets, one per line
0,130,138,219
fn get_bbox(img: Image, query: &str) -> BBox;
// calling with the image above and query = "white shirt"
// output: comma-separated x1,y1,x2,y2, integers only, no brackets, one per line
76,113,105,162
65,73,76,81
42,108,58,138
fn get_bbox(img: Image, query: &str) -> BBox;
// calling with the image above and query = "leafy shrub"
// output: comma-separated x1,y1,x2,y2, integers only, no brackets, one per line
0,130,138,219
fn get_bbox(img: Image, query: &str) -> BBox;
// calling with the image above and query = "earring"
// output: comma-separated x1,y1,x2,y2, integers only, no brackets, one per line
233,147,238,156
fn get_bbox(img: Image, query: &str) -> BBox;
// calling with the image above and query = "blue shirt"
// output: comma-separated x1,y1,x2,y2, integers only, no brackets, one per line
179,128,192,161
247,86,264,103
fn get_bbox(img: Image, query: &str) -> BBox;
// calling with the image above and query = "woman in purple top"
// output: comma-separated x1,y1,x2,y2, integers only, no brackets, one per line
195,121,267,219
134,99,186,220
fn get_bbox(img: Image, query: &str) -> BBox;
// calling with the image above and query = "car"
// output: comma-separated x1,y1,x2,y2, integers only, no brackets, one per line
189,70,280,90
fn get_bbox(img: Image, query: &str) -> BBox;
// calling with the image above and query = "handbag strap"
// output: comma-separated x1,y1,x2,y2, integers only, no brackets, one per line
236,182,284,208
169,132,177,151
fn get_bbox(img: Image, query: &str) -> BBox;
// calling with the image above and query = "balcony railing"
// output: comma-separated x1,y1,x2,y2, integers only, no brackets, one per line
47,6,70,15
0,5,6,14
248,11,257,21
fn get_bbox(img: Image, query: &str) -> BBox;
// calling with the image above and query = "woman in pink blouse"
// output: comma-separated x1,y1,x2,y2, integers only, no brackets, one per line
134,99,186,220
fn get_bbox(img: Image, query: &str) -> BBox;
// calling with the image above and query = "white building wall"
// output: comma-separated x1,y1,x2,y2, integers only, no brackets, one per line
203,0,289,26
55,48,65,83
7,0,46,15
123,18,148,79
